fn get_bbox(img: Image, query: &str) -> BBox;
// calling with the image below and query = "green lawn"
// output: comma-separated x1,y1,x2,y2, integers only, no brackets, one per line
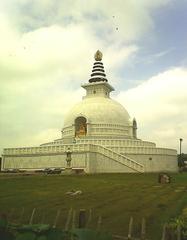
0,173,186,239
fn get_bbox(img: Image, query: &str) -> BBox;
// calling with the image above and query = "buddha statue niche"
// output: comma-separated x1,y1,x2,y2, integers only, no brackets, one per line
76,123,86,137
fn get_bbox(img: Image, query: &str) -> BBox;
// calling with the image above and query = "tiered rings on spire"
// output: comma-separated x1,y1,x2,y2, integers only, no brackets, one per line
89,50,108,83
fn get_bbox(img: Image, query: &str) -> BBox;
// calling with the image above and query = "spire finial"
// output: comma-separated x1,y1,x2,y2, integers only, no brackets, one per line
94,50,103,61
89,50,107,83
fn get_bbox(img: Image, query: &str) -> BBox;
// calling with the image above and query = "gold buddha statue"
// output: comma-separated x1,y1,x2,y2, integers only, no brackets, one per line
76,123,86,137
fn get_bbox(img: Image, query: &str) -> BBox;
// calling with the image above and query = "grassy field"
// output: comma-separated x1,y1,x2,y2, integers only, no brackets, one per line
0,173,186,239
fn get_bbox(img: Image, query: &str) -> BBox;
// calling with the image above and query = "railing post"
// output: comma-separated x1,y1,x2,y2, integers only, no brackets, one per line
72,210,76,229
78,209,86,228
29,208,36,225
161,223,167,240
53,209,61,228
127,216,133,239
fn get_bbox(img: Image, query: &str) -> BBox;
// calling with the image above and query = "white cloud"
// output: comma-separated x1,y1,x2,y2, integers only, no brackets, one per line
1,0,170,40
116,67,187,152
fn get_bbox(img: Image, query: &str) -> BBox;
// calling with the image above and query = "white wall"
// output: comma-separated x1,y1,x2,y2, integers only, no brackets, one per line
2,153,87,170
125,154,178,172
2,151,136,173
2,146,178,173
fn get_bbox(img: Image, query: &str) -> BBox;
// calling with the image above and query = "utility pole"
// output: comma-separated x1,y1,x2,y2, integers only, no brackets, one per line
179,138,183,157
179,138,183,169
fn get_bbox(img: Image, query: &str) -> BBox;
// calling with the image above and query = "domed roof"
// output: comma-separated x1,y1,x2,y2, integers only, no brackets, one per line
63,97,131,127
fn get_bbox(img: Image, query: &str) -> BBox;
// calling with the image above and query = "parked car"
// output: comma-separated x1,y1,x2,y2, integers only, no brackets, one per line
43,168,62,174
2,168,21,173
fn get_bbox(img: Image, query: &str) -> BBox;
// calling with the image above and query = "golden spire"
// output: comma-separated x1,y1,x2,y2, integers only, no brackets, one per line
94,50,103,61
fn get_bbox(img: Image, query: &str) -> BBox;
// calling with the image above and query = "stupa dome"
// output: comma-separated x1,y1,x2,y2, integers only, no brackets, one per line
63,96,131,127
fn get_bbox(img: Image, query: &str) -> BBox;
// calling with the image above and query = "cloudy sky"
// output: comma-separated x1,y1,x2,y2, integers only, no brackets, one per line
0,0,187,154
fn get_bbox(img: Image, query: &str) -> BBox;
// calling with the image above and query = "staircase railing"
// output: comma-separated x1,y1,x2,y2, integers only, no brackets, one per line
89,144,144,173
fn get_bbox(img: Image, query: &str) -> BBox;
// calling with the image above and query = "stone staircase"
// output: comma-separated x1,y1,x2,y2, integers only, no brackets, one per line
87,144,144,173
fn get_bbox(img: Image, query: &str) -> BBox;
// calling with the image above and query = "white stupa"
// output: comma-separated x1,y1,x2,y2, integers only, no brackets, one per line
62,50,132,142
2,51,178,173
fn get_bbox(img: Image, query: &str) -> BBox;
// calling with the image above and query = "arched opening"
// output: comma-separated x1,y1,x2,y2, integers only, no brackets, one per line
75,116,87,137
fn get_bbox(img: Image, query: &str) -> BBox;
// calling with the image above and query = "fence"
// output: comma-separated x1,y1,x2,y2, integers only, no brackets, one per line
1,208,184,240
